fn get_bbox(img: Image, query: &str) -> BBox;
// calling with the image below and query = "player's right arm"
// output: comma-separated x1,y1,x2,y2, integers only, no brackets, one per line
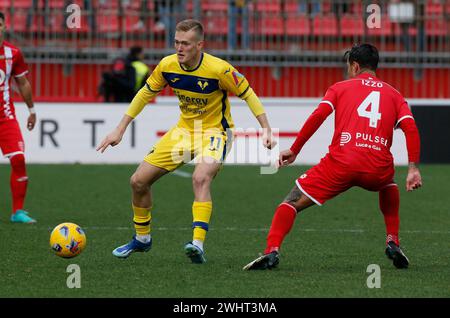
96,62,167,153
279,89,335,167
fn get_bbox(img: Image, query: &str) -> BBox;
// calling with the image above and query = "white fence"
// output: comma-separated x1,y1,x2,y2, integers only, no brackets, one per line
1,97,421,166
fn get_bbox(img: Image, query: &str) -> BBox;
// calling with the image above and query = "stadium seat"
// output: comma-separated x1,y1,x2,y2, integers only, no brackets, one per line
312,15,338,36
201,0,228,11
97,14,120,33
9,12,40,33
426,1,444,15
366,15,393,36
257,16,284,36
202,14,228,35
125,14,145,33
284,0,300,13
285,14,311,36
340,14,364,36
255,0,281,12
425,18,448,36
8,0,32,9
48,0,66,9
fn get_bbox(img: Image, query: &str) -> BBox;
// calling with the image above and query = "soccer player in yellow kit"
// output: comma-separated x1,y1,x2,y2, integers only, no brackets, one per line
97,19,276,263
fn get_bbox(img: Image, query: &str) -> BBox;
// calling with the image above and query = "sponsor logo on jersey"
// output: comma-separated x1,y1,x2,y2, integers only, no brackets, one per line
340,132,352,146
355,132,388,146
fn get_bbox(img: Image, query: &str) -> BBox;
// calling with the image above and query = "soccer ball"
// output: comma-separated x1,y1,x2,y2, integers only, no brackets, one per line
49,222,87,258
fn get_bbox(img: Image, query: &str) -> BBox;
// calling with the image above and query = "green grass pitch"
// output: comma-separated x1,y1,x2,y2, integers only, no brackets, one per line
0,164,449,298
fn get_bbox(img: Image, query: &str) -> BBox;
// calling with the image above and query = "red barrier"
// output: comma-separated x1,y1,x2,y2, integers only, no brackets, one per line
12,63,450,102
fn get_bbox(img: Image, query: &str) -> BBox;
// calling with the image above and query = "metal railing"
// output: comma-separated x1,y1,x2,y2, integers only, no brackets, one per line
3,0,449,65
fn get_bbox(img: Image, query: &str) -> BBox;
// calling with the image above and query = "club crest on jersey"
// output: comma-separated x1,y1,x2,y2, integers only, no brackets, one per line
197,80,209,90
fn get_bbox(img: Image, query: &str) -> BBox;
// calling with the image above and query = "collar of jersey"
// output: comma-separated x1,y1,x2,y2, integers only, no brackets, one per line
179,52,204,72
356,72,378,80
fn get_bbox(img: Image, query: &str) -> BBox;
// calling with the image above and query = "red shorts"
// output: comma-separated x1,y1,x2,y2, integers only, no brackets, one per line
296,155,395,206
0,120,25,157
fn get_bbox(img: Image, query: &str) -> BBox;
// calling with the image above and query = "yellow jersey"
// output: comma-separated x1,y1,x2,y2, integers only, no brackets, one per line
130,52,263,132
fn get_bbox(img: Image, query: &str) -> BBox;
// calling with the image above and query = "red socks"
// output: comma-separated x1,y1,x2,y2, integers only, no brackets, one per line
10,154,28,214
379,185,400,245
265,203,297,254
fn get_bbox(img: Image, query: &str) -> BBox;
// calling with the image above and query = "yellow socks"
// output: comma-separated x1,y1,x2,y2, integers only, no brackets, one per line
192,201,212,248
133,204,152,236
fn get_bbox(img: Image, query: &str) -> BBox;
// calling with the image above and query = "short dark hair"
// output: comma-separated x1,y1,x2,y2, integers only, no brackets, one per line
344,44,379,71
0,12,5,22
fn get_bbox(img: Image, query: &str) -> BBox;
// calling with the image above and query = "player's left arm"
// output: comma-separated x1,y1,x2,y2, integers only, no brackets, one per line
397,116,422,192
15,75,36,131
219,64,275,149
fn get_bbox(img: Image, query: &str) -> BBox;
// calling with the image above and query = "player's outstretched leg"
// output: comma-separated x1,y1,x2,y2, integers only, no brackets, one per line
243,187,315,271
243,251,280,270
112,235,152,258
385,241,409,269
243,203,297,270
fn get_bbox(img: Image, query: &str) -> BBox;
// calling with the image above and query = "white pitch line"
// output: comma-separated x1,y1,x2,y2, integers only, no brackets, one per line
16,226,450,235
171,170,192,178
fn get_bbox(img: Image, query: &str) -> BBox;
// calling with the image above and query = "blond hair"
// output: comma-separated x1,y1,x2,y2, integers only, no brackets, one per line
175,19,204,41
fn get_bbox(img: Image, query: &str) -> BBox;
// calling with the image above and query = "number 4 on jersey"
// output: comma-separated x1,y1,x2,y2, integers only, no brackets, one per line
357,91,381,128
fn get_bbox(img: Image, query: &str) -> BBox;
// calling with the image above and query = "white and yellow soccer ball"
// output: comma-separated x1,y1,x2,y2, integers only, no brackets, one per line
50,223,87,258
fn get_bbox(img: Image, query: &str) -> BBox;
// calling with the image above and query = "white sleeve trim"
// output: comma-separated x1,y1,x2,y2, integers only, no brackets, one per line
319,100,335,111
14,70,29,78
396,115,414,127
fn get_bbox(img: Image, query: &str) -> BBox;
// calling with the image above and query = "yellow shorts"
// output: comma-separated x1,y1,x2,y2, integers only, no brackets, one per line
144,126,233,171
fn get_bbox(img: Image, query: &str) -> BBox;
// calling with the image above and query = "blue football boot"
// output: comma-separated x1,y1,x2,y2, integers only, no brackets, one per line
10,210,37,224
112,236,152,258
184,241,206,264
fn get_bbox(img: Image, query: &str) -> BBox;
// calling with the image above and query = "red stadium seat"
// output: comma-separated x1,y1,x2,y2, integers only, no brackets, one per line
201,0,228,11
426,2,444,15
255,0,281,12
49,13,89,33
202,14,228,35
48,0,66,9
366,15,393,36
257,16,283,35
312,15,338,36
340,14,364,36
284,0,299,13
9,0,32,9
285,14,311,36
9,12,39,32
97,14,120,33
125,14,145,33
425,18,448,36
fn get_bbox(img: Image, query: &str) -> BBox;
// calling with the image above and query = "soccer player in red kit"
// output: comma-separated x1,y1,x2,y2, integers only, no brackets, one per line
0,12,37,223
244,44,422,270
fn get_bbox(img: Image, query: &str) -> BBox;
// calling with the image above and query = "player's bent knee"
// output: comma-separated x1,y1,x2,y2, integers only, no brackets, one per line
9,153,27,176
130,174,149,194
192,174,213,189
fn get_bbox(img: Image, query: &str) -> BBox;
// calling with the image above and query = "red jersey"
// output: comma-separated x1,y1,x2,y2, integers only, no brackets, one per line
0,41,29,122
322,73,414,173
